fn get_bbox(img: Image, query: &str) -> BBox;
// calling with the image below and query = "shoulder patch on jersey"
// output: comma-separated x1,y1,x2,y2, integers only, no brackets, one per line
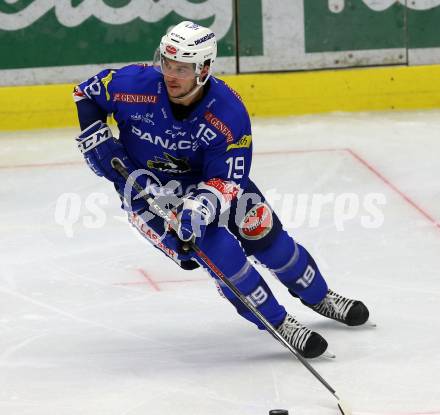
101,70,116,101
227,134,252,151
204,111,234,144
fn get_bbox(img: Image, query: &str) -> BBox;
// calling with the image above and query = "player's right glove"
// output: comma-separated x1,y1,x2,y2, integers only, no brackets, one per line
76,120,127,183
76,120,155,212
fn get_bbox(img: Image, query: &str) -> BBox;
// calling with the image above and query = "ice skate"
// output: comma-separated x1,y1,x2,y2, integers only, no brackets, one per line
293,288,370,326
276,313,328,358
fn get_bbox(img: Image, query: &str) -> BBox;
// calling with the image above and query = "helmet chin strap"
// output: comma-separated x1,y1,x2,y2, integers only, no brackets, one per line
170,70,210,103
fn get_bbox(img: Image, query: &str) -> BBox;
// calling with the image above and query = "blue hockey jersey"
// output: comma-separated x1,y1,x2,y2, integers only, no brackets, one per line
76,65,253,205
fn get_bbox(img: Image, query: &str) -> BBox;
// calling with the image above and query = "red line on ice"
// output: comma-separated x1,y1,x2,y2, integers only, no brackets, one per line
114,277,206,287
0,160,82,170
114,281,149,286
136,268,161,292
0,149,337,170
159,278,206,284
346,148,440,231
255,147,344,156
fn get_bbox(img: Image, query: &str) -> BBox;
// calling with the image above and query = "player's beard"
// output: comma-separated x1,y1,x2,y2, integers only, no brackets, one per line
166,79,202,103
166,80,194,98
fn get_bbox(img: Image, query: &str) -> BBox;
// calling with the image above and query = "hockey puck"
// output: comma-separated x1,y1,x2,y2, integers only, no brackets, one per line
269,410,289,415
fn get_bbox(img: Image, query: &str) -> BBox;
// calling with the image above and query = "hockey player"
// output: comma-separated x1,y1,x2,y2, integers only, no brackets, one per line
74,21,370,358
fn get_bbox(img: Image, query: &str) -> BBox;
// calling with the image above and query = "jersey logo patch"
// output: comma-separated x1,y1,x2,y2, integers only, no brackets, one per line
239,203,273,240
129,212,176,259
147,153,191,175
226,135,252,151
113,93,158,104
132,125,190,150
204,111,234,143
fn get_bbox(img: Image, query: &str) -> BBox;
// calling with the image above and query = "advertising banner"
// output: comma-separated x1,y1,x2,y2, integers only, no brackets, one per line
0,0,242,84
1,0,440,85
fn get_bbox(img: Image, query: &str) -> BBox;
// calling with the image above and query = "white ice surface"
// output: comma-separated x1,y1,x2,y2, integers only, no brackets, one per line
0,111,439,415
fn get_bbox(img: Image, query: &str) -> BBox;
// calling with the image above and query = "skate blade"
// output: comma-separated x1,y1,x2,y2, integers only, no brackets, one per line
323,350,336,359
366,320,377,328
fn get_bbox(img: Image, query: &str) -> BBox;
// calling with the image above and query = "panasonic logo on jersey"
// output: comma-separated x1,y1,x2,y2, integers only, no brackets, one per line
131,126,191,150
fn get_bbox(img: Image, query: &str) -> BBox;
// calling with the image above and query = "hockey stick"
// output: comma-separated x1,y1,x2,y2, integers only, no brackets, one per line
111,157,352,415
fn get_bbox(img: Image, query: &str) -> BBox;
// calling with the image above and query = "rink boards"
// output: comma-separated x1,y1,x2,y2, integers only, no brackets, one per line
1,64,440,131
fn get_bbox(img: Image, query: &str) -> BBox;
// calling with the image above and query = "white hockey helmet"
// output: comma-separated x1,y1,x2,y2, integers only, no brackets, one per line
153,21,217,85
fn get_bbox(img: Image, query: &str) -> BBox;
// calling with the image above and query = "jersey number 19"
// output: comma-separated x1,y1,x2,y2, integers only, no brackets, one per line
226,156,245,179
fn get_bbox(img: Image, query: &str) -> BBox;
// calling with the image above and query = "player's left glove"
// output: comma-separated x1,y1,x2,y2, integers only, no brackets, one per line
163,229,201,270
176,178,241,247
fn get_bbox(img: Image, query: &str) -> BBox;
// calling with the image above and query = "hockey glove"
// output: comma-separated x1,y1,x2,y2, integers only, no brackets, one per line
163,230,201,270
76,121,157,212
177,191,216,245
76,120,127,183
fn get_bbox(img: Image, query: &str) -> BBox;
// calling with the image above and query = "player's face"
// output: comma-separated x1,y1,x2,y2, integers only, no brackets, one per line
162,58,198,99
